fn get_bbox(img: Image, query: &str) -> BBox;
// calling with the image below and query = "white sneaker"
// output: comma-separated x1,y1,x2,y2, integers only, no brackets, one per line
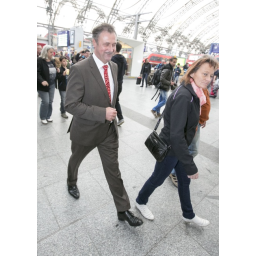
135,202,154,220
46,119,53,122
183,215,210,227
41,120,48,124
117,119,124,126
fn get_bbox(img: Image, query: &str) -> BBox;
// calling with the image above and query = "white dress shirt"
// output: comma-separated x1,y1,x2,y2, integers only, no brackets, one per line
92,53,114,103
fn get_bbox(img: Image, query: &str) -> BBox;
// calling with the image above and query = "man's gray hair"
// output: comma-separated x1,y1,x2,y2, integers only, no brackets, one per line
92,23,116,43
40,45,55,60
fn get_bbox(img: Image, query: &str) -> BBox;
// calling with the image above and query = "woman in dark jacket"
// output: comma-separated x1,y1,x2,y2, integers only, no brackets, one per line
37,45,59,124
56,56,69,118
135,55,219,226
140,58,151,87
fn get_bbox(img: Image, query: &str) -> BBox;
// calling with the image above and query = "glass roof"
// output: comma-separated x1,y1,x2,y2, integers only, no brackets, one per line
37,0,219,53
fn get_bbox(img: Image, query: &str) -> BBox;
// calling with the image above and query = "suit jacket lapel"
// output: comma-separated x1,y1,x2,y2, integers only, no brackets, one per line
109,61,118,108
89,56,111,105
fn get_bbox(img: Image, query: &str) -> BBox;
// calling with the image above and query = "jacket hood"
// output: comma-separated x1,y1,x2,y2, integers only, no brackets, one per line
112,54,126,63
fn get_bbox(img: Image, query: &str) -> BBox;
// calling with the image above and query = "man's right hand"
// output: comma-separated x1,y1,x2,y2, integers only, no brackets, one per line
106,107,117,121
42,81,49,86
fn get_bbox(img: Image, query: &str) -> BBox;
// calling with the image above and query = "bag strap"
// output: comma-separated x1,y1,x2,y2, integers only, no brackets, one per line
154,109,165,131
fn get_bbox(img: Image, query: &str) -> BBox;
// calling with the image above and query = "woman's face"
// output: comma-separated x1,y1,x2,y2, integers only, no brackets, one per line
61,59,67,67
47,49,54,59
190,63,215,89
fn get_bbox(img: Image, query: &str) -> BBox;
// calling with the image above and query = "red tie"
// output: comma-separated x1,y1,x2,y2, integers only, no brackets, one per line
103,65,111,103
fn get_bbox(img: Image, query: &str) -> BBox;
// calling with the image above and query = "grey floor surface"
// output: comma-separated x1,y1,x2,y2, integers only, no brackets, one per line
37,78,219,256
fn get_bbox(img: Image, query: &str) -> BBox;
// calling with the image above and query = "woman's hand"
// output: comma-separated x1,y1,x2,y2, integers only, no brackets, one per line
63,70,66,76
56,68,60,73
188,172,199,179
41,81,49,86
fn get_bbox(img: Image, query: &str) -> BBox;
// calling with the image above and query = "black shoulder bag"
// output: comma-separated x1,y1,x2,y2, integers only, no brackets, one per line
144,113,171,162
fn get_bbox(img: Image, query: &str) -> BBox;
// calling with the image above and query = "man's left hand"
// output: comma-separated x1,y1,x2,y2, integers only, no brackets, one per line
201,121,206,128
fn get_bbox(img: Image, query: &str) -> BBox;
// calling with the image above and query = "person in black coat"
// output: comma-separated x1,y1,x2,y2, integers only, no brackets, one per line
111,42,127,126
37,45,60,124
135,55,219,227
56,56,69,118
140,58,151,87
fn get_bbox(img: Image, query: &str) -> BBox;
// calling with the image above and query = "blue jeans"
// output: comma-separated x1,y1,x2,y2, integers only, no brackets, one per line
38,84,55,120
171,124,201,175
174,75,179,84
152,90,168,114
59,90,66,114
136,155,195,219
142,73,149,86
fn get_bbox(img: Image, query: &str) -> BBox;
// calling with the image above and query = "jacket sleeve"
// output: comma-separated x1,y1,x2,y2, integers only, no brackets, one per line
140,64,144,74
64,65,106,123
160,69,171,86
199,89,211,124
169,93,198,175
37,58,45,85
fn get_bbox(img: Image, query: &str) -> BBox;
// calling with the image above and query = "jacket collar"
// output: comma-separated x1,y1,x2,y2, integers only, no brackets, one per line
181,82,199,100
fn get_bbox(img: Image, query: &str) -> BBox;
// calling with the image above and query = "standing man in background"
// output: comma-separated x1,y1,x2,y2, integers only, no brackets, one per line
111,42,127,126
65,23,143,227
37,44,42,57
174,63,181,85
140,59,151,87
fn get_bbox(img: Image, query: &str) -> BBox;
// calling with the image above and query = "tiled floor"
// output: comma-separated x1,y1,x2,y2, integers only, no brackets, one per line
37,79,219,255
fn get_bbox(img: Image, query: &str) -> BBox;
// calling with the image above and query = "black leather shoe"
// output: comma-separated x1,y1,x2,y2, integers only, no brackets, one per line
68,185,80,199
118,210,143,227
140,85,143,87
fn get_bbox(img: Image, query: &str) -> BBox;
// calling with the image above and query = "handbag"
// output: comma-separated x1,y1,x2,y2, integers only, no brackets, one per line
136,77,142,85
144,113,171,162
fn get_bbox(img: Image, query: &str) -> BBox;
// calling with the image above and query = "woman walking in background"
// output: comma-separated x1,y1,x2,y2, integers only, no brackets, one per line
37,45,59,124
57,56,69,119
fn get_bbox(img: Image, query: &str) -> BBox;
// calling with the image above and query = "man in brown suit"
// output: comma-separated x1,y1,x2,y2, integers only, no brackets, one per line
65,23,143,227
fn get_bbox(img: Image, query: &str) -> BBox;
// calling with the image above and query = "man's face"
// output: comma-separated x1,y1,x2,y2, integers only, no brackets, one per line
93,31,117,63
37,45,42,54
85,51,90,58
161,60,165,64
145,59,149,63
170,59,177,67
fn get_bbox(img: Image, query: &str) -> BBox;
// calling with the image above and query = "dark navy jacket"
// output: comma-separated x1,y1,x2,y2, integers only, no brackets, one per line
159,83,200,175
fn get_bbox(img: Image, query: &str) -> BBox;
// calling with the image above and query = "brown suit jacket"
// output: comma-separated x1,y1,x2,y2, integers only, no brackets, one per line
65,55,119,146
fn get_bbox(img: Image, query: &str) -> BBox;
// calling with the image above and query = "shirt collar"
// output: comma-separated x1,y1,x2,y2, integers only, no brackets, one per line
92,53,109,69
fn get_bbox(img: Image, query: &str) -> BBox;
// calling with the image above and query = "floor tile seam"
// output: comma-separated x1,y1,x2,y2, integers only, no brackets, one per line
210,138,219,146
37,219,81,244
37,200,112,245
147,219,212,256
88,170,114,200
193,184,219,209
56,152,68,168
144,219,191,256
41,187,61,229
121,157,152,181
79,219,103,256
37,152,60,161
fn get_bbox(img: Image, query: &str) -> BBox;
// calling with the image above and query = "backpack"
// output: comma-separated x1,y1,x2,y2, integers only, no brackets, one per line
151,67,164,86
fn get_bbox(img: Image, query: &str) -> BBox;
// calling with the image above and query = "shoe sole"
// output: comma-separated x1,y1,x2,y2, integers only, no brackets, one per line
183,218,210,227
118,217,143,227
117,121,124,126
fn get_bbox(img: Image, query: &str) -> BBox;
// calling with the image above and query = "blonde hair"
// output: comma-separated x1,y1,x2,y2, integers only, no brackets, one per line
40,45,55,60
181,55,219,85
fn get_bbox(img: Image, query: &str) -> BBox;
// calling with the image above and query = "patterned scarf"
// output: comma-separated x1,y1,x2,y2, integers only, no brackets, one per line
190,78,206,114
